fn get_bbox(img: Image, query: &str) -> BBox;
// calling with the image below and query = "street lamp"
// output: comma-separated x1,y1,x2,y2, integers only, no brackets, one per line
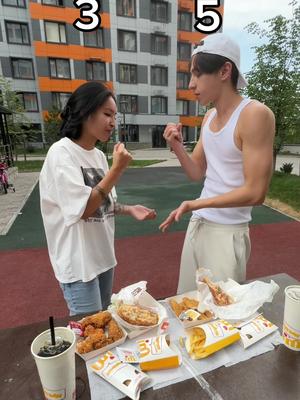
119,100,127,148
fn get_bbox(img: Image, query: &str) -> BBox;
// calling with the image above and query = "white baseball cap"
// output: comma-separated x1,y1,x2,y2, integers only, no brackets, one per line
192,33,248,89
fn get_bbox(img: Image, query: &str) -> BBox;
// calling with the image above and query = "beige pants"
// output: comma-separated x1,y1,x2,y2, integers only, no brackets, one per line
177,217,251,294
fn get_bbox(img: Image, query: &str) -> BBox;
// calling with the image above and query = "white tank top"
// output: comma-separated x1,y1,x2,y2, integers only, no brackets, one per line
193,98,253,224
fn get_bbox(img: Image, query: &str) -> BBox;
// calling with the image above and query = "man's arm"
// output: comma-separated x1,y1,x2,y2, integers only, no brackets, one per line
160,103,275,230
114,203,156,221
163,111,213,181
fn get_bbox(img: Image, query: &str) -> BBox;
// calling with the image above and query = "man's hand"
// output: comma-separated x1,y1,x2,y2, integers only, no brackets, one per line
128,205,157,221
112,142,132,171
163,123,183,147
159,201,195,232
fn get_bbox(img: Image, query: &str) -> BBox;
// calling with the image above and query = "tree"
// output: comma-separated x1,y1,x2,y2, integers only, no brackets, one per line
244,1,300,165
44,106,62,145
0,77,36,160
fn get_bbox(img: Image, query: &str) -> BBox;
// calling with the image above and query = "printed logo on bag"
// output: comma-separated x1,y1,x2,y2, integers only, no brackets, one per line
43,388,66,400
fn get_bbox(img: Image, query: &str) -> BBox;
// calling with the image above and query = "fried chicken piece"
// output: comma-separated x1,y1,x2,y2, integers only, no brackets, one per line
83,324,96,337
107,318,124,341
182,297,199,309
81,311,112,330
94,337,113,349
202,277,233,306
76,328,107,354
117,304,158,326
77,337,94,354
169,299,184,317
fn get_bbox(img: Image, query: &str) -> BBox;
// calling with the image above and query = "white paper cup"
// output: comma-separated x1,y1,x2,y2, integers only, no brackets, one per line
31,327,76,400
282,285,300,351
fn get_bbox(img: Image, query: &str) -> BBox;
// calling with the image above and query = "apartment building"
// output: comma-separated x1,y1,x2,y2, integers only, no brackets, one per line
0,0,224,147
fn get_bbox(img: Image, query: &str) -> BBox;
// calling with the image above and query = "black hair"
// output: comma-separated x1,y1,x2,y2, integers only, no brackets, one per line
192,53,239,89
60,81,116,139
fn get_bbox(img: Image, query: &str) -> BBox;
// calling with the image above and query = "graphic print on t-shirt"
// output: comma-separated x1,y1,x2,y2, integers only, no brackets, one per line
81,167,114,221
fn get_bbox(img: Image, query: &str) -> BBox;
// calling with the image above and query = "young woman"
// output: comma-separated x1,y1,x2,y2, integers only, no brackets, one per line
40,81,156,315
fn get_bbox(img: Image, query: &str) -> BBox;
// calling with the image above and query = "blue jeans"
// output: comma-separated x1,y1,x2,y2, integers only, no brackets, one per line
60,268,115,316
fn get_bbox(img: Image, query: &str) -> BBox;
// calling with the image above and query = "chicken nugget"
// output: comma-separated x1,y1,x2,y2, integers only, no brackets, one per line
182,297,199,309
169,299,184,317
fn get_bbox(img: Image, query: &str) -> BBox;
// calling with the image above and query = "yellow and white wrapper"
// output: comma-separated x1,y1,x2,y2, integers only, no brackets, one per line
137,334,181,371
90,351,150,400
185,320,240,359
239,315,278,349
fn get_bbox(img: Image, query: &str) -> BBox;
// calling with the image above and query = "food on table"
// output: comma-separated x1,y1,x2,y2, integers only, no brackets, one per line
202,277,234,306
76,311,124,354
189,327,206,356
169,297,213,321
117,303,159,326
80,310,112,329
107,318,124,341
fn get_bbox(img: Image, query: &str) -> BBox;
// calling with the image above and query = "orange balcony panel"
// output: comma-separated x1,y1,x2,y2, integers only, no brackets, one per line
178,0,194,12
177,89,197,101
39,78,113,93
180,115,203,127
29,3,110,28
177,60,190,72
178,30,205,45
34,42,112,62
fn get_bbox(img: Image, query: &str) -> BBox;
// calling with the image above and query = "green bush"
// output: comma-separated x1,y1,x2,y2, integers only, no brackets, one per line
280,162,293,174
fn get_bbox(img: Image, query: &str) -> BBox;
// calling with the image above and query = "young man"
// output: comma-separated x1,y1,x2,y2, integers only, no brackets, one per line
160,33,275,294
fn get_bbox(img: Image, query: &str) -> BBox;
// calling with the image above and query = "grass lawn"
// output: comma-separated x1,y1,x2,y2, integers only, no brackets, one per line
15,159,165,172
268,172,300,211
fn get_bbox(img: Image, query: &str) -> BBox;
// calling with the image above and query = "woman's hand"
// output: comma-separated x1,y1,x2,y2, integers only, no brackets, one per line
112,142,132,172
159,201,196,232
163,123,183,147
128,205,157,221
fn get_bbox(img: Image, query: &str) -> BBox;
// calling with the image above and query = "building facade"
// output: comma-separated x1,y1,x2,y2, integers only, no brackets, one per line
0,0,224,147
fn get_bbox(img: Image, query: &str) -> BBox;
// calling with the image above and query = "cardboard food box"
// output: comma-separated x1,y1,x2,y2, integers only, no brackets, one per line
167,290,215,328
239,315,278,349
90,351,150,400
137,334,182,371
185,320,240,359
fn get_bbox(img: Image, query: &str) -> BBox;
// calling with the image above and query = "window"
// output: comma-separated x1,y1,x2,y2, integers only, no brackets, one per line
6,21,30,44
177,42,191,60
12,58,34,79
116,0,135,17
151,66,168,86
126,124,139,142
2,0,26,7
118,30,136,52
178,12,192,31
45,21,66,44
119,64,137,84
177,72,190,89
52,92,71,110
176,100,189,115
151,0,168,22
17,92,39,112
42,0,64,5
151,34,168,55
182,126,189,141
49,58,70,79
151,96,167,114
119,95,137,113
83,29,103,47
86,61,106,81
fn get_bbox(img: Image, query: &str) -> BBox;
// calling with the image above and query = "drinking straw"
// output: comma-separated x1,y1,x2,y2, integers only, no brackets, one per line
49,316,56,345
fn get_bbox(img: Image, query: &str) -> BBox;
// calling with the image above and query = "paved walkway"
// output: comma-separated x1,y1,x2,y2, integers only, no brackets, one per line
0,172,39,235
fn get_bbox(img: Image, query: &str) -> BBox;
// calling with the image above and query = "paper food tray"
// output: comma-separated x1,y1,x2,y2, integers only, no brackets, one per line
76,324,128,361
166,290,215,329
110,291,168,338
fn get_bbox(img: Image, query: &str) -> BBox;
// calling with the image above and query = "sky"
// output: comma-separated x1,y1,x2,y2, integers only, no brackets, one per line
222,0,295,74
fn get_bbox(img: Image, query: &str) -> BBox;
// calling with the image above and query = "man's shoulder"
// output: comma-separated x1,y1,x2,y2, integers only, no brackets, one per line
241,100,274,120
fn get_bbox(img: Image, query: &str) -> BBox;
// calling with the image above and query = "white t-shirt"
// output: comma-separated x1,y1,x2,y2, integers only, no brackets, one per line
39,137,117,283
